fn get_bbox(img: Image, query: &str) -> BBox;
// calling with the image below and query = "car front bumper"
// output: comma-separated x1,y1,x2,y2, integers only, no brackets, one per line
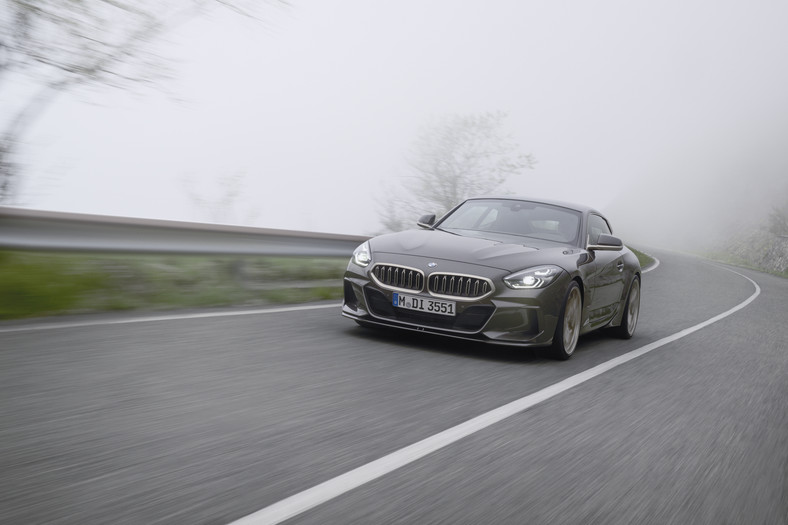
342,265,571,347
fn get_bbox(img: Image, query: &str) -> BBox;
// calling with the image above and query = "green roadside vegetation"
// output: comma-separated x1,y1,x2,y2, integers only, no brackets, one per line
0,251,348,320
629,247,655,270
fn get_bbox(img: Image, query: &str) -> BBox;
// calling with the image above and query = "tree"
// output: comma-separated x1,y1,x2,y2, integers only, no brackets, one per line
0,0,281,202
379,112,535,232
768,199,788,238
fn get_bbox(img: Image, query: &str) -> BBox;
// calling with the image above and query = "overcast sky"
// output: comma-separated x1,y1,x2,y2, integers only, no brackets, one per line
10,0,788,248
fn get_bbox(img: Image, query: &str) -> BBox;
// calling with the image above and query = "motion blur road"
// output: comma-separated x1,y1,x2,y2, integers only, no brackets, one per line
1,250,786,524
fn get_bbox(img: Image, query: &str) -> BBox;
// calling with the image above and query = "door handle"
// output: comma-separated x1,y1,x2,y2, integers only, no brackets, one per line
616,260,624,272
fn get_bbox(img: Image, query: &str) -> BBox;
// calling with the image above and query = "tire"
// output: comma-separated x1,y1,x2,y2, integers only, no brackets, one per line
614,276,641,339
551,281,582,360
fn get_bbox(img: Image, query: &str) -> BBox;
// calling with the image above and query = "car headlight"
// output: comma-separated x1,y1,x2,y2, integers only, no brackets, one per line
504,265,563,289
352,241,372,267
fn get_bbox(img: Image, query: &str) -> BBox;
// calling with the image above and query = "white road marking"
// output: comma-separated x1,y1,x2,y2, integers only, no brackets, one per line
642,255,660,273
229,265,760,525
0,303,340,334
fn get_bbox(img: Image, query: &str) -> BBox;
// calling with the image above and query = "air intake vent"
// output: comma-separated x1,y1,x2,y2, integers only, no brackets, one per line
371,264,424,292
428,273,493,299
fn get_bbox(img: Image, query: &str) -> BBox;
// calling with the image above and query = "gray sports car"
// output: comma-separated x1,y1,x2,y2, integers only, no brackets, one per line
342,197,641,359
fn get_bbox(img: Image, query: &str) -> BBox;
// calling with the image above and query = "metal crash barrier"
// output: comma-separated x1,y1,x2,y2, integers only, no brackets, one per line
0,207,368,256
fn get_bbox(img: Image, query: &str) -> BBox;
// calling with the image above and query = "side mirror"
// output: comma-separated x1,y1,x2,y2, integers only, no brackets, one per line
417,213,436,229
588,233,623,251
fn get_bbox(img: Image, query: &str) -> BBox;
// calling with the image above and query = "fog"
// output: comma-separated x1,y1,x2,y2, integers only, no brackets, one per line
9,0,788,251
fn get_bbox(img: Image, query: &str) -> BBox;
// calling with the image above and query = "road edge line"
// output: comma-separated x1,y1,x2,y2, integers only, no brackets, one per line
0,303,341,334
228,266,759,525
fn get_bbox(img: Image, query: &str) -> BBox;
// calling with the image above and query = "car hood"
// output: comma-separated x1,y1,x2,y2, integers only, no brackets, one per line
370,229,580,272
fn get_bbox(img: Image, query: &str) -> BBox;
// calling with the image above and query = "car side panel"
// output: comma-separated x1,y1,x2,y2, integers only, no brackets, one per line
584,250,627,328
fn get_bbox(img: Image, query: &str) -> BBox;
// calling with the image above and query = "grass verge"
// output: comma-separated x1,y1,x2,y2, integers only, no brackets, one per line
0,251,347,320
629,247,655,270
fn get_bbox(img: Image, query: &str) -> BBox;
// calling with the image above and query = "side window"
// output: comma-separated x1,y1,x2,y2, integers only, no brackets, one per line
588,214,612,244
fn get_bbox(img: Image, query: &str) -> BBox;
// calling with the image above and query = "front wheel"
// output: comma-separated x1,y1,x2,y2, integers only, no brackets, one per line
614,276,641,339
551,281,582,360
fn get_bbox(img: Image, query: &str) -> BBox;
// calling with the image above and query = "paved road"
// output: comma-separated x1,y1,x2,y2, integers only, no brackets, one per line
1,250,786,524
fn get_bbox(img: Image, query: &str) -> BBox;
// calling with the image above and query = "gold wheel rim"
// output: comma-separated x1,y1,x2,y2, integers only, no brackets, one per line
563,287,582,354
627,279,640,336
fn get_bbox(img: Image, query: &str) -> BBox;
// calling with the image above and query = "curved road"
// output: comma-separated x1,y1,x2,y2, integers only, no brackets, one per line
0,250,786,524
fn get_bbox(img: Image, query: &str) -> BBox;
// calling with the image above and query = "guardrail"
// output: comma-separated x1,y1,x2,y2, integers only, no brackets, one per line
0,207,369,257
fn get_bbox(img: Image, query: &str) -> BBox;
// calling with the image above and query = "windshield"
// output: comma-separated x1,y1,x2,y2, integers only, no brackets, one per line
438,199,582,245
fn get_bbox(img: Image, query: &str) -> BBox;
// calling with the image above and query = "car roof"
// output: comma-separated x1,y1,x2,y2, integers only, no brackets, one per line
464,196,603,217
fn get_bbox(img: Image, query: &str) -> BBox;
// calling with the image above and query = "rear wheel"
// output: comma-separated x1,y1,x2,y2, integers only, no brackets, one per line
551,281,582,360
615,276,640,339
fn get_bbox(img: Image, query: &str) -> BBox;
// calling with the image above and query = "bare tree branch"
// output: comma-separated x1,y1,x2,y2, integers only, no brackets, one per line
378,112,535,233
0,0,284,202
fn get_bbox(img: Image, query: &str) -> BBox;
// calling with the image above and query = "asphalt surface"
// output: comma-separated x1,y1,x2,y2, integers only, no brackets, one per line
1,250,786,524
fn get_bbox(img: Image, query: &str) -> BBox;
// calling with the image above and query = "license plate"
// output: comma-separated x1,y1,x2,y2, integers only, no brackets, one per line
393,293,456,316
